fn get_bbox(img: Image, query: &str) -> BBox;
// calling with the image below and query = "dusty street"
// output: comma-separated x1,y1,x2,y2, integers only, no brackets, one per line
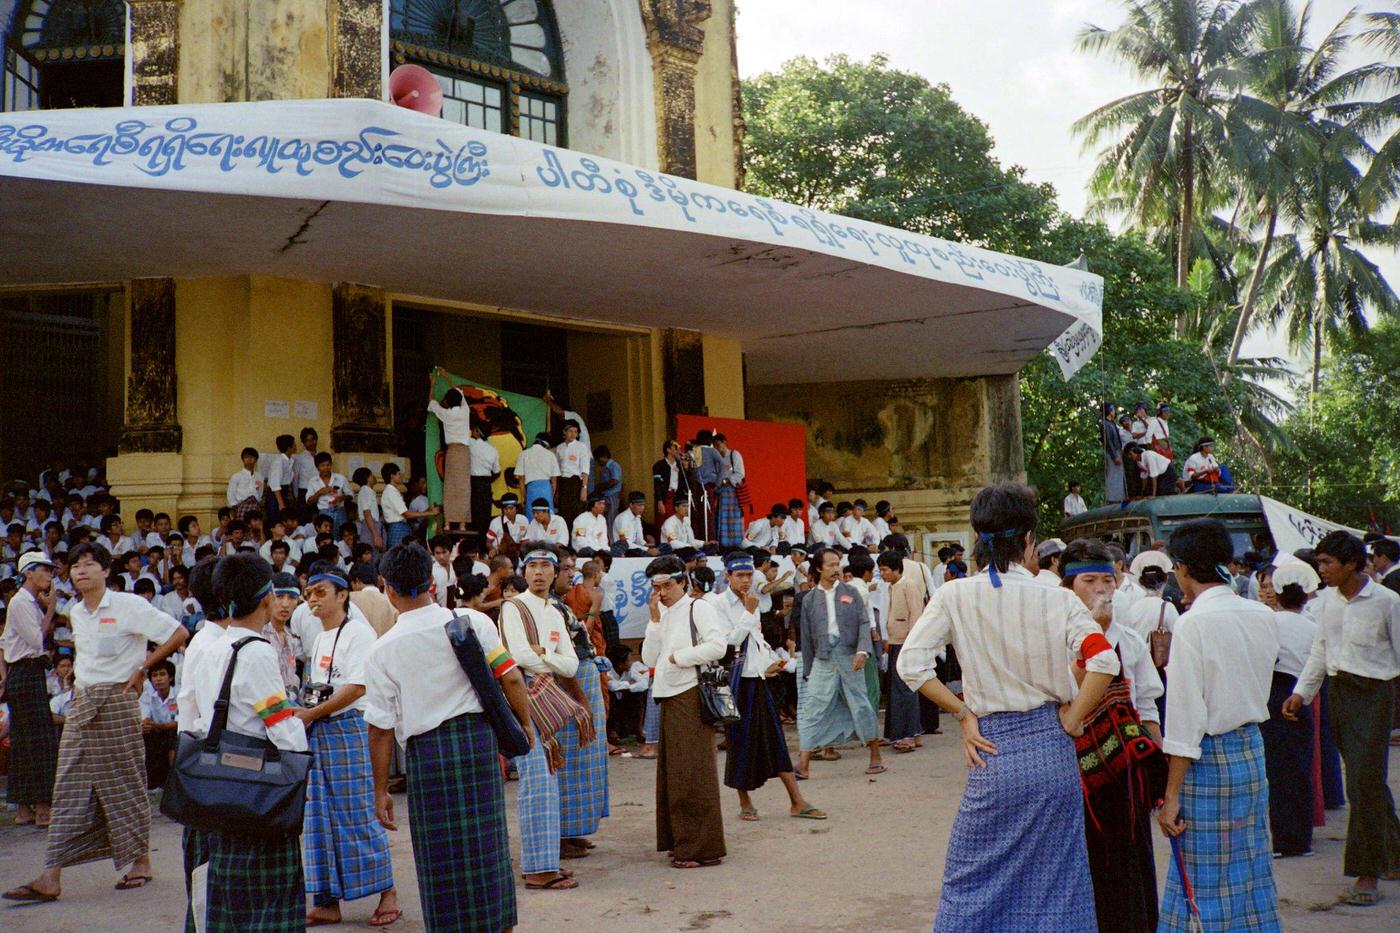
2,727,1396,931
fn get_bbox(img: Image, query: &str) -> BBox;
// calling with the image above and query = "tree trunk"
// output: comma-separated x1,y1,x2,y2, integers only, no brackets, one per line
1175,120,1195,338
1312,313,1323,396
1228,208,1277,365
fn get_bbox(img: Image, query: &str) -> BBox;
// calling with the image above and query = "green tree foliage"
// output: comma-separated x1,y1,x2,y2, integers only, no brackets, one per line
1267,320,1400,528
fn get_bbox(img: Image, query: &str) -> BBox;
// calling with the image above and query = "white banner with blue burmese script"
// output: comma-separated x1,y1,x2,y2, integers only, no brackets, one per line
0,98,1102,376
1260,496,1395,556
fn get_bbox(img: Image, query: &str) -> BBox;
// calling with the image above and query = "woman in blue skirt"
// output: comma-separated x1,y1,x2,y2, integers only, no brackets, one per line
897,483,1118,932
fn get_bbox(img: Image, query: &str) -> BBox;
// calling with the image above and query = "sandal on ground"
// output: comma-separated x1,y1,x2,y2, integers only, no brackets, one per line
791,807,828,820
368,907,403,927
559,846,590,859
634,751,657,760
864,764,887,775
819,749,841,761
739,807,759,822
2,884,59,903
1346,886,1382,906
521,868,574,880
892,741,916,753
670,858,722,869
525,874,579,890
115,874,152,890
794,770,809,781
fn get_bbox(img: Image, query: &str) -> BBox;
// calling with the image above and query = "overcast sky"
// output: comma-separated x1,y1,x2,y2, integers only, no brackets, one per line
735,0,1399,364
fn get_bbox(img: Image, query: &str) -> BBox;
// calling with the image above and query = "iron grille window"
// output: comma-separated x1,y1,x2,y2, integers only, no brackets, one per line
435,71,506,135
519,90,561,145
2,46,40,112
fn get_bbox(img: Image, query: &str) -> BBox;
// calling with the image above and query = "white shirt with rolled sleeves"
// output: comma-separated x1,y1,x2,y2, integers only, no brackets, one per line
498,591,579,679
267,453,293,492
357,484,381,524
1183,452,1219,483
363,603,516,745
0,588,46,662
1145,417,1170,449
1273,610,1317,679
293,449,318,494
572,511,610,551
1120,594,1178,645
96,534,135,559
187,627,307,751
745,517,778,549
719,587,778,677
613,510,647,549
427,399,472,446
523,515,569,548
641,594,729,699
1162,584,1276,760
306,473,351,511
842,516,879,549
488,514,529,550
782,516,806,548
811,519,849,549
381,483,408,525
515,443,560,484
1063,494,1087,517
660,514,698,549
468,437,501,476
226,468,263,507
306,617,377,713
555,440,591,479
1100,621,1163,724
896,564,1120,715
1139,449,1173,480
1292,578,1400,701
69,589,181,689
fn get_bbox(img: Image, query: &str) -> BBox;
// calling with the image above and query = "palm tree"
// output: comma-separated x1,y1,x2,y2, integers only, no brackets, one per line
1353,3,1400,220
1074,0,1266,307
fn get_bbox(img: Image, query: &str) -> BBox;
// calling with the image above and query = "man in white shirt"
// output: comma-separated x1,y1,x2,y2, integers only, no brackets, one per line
0,553,59,826
226,447,265,517
1182,437,1221,492
782,499,807,551
841,500,879,551
467,429,502,537
1284,531,1400,903
810,501,849,549
1157,519,1280,929
1033,538,1065,586
1124,443,1180,498
745,505,788,552
523,500,569,548
305,452,351,523
267,435,296,522
292,427,322,503
660,499,701,551
498,548,584,890
365,541,531,929
572,496,611,554
554,421,591,527
515,433,560,514
4,543,187,903
1145,403,1174,460
487,493,529,555
1063,481,1087,518
612,491,654,556
428,535,457,608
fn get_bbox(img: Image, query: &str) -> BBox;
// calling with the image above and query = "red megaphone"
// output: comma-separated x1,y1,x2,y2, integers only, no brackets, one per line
389,64,444,118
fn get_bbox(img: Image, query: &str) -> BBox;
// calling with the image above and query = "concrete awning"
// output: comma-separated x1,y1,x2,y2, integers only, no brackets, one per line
0,99,1102,384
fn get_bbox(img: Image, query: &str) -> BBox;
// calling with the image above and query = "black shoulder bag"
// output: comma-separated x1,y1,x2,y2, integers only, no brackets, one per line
444,613,533,759
688,600,741,726
161,636,313,840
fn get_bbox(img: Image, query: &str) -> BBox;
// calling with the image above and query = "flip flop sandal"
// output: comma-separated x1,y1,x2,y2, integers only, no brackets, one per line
794,770,809,781
1346,887,1382,906
791,807,828,820
115,874,152,890
864,765,887,775
521,869,575,880
525,874,579,890
892,742,916,753
739,807,760,821
2,884,59,903
368,907,403,927
820,750,842,761
670,858,722,869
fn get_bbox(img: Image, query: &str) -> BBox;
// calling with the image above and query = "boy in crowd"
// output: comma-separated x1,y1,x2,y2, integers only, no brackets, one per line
139,661,179,790
130,509,156,553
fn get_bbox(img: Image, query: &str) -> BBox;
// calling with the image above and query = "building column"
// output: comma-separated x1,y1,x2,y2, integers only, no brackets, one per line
331,283,396,454
330,0,384,99
660,328,706,435
127,0,180,106
640,0,712,179
119,279,182,453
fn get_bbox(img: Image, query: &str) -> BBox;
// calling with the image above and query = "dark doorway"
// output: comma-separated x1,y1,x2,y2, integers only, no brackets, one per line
500,321,569,410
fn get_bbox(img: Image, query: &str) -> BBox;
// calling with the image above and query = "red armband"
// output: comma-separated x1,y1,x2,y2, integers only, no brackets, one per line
1079,633,1112,668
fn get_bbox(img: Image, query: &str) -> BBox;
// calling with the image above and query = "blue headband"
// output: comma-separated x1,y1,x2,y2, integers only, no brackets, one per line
977,528,1024,589
724,557,755,574
522,550,558,567
1062,561,1115,578
272,586,301,597
308,571,348,589
227,579,274,618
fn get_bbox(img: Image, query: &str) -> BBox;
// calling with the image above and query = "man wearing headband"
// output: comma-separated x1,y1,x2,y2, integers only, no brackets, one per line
810,501,850,550
554,420,591,527
1146,403,1174,462
612,491,655,557
364,542,531,931
1183,437,1222,492
487,493,529,558
1058,539,1163,931
497,546,586,891
571,496,610,554
5,543,187,903
744,504,788,553
659,498,701,551
1286,531,1400,905
1157,519,1280,927
515,433,561,515
523,498,569,548
719,551,824,822
641,555,729,867
262,572,303,695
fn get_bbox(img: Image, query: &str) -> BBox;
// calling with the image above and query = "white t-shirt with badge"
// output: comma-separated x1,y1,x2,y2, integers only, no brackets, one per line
307,616,377,713
69,589,182,688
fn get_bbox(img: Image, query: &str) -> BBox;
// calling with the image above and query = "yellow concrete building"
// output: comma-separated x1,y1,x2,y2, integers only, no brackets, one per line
0,0,1102,550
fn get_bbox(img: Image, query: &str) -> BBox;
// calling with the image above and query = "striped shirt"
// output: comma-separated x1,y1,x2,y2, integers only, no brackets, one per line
897,563,1119,715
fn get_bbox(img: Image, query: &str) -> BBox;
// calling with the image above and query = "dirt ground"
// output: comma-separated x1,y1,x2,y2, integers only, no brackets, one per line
1,728,1397,932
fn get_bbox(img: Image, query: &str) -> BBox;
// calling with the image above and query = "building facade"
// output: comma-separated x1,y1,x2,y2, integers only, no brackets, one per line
1,0,1076,548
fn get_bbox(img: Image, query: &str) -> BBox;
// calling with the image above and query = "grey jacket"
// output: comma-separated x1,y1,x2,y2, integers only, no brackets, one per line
798,582,875,677
696,445,724,487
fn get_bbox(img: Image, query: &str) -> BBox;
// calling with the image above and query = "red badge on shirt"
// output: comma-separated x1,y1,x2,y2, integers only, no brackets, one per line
99,616,118,626
549,630,560,644
839,595,854,605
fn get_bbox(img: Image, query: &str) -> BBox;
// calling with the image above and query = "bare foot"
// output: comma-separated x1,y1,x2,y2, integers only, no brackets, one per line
306,905,342,926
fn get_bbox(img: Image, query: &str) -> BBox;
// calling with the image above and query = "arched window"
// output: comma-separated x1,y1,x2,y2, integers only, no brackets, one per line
390,0,567,145
2,0,125,112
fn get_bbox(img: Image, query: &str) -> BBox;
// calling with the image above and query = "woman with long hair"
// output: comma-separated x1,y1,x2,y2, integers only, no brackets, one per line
898,484,1118,931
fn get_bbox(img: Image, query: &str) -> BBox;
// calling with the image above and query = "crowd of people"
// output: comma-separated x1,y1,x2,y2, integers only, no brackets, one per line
1,429,1397,931
1097,401,1235,507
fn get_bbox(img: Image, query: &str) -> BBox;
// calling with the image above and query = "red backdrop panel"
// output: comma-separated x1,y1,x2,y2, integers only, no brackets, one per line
675,415,807,529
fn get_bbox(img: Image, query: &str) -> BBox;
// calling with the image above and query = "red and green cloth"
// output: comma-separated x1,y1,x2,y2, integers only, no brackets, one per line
254,693,295,727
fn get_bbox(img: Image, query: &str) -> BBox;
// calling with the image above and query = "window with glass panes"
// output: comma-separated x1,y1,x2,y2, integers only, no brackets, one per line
519,92,562,145
435,72,506,135
3,46,41,112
